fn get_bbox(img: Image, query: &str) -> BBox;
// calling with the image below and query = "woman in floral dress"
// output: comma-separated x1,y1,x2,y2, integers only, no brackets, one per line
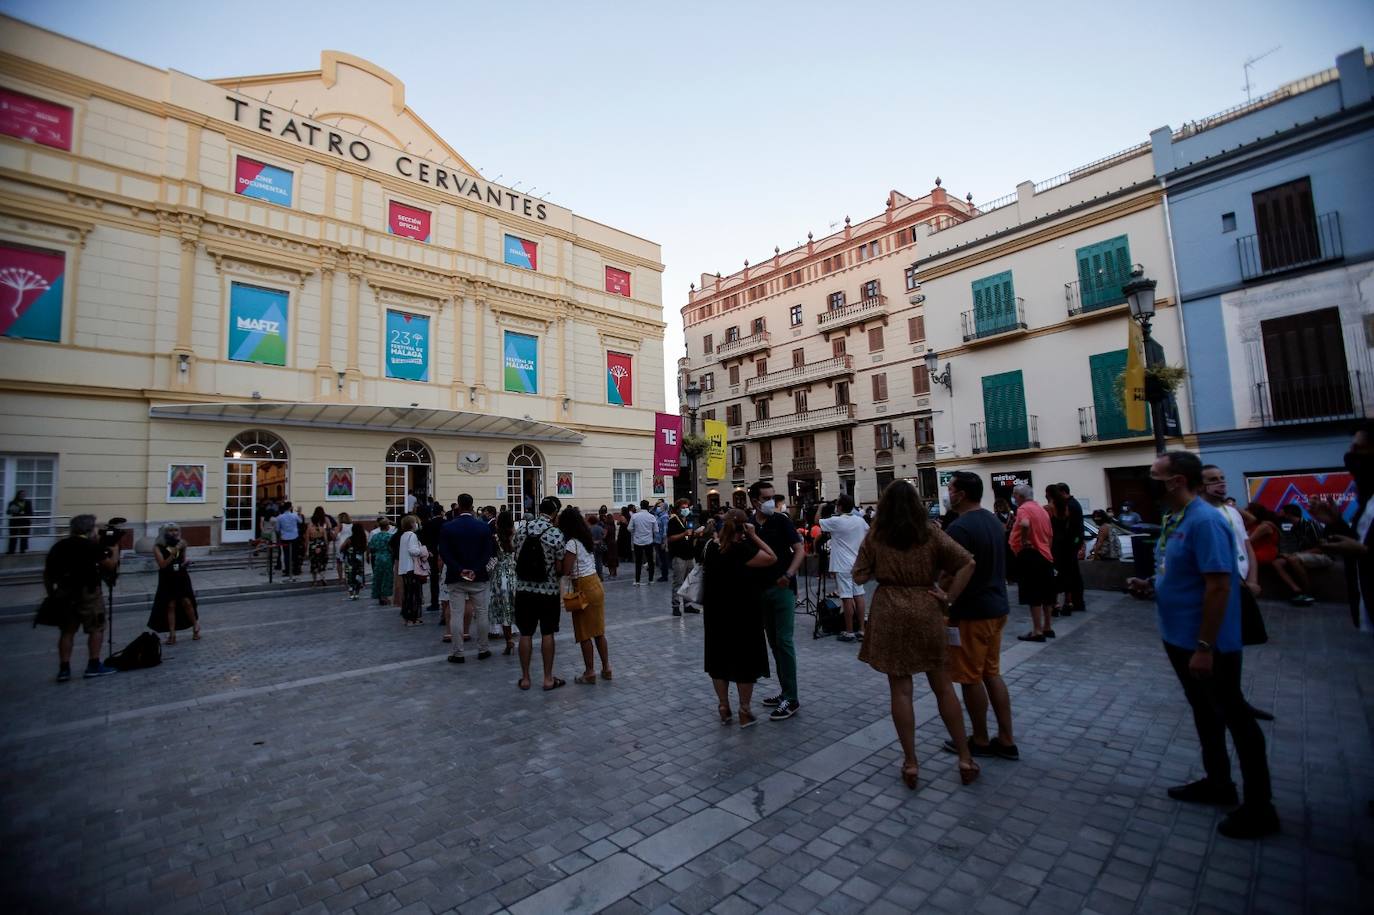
488,509,517,654
369,516,396,605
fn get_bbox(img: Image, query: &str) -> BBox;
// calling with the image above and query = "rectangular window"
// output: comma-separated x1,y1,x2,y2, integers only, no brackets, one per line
0,88,74,150
748,284,766,302
868,327,884,352
908,315,925,342
731,444,746,466
503,233,538,270
228,282,289,365
874,423,893,450
759,440,773,464
792,348,805,368
838,428,854,455
1221,212,1237,233
835,381,850,405
855,240,879,261
605,266,632,296
756,358,768,377
703,333,713,354
751,316,766,335
912,364,930,395
862,279,880,299
728,364,740,386
387,200,433,242
789,304,803,326
876,468,895,495
832,337,847,358
0,454,58,548
1088,349,1143,440
0,242,65,342
755,399,770,420
904,266,919,291
828,291,846,311
703,409,716,421
794,434,815,460
794,390,809,413
981,370,1029,451
701,372,714,392
1074,235,1132,311
726,326,740,342
1252,177,1320,272
823,253,844,274
726,404,742,427
1260,307,1352,421
612,469,641,506
871,373,888,402
971,270,1017,336
234,156,294,207
783,268,803,289
915,416,933,444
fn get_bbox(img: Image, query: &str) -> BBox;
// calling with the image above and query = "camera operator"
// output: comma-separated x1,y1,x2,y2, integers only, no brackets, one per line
44,514,121,682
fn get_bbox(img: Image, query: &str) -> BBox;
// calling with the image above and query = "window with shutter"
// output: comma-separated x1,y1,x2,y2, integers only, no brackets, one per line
1088,350,1143,440
835,381,850,405
838,428,854,454
868,327,884,352
794,390,808,413
756,358,767,377
789,304,803,326
828,291,846,311
874,424,893,450
915,417,933,444
971,271,1016,336
981,370,1028,451
912,365,930,395
1075,235,1132,311
758,440,773,463
1253,178,1320,272
795,435,815,459
728,365,740,385
701,373,714,391
792,348,805,368
752,316,766,334
1260,307,1351,420
862,279,880,299
905,267,919,291
872,373,888,402
755,399,769,420
703,334,712,354
908,315,925,342
832,337,846,357
726,404,742,427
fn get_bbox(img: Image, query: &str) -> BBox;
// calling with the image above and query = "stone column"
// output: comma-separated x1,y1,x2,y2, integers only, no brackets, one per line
343,252,364,396
315,252,338,399
170,213,202,388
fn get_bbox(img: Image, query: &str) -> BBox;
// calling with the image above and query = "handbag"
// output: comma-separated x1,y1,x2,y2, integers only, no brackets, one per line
561,576,585,612
677,563,704,607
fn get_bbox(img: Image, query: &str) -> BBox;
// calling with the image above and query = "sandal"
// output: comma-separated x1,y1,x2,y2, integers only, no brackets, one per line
574,673,597,685
959,760,981,785
600,670,614,681
901,762,920,790
543,677,567,692
718,703,733,724
738,710,757,729
192,630,201,641
517,678,531,691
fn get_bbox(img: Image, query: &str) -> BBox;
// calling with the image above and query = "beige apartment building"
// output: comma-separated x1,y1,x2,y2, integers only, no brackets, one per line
0,17,664,549
677,185,976,509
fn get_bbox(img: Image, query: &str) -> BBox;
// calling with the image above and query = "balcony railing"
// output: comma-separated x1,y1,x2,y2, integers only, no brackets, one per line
961,298,1027,342
792,457,817,473
745,355,854,395
817,295,888,332
1254,370,1367,426
1078,405,1149,443
716,331,770,360
747,403,856,437
970,415,1039,454
1065,278,1128,317
1237,211,1342,281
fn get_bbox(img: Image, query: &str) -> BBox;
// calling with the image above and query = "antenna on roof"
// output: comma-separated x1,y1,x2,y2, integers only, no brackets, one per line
422,148,433,159
289,98,298,112
264,90,272,103
492,173,504,184
526,187,538,196
1243,46,1281,102
309,107,318,118
510,181,523,191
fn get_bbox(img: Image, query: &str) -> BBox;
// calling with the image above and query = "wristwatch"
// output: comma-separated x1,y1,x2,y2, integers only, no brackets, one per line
1195,639,1213,653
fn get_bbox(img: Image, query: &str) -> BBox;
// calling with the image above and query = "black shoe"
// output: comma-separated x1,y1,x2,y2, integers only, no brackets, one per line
477,650,492,660
1217,803,1280,839
448,654,465,664
1167,778,1238,806
989,739,1020,760
1247,704,1275,722
1043,629,1056,639
672,608,682,617
56,665,71,683
1017,633,1046,642
685,607,701,614
943,738,994,757
769,699,798,721
854,631,864,641
762,694,783,707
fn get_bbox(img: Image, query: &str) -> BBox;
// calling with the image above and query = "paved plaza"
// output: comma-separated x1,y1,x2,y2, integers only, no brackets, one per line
2,577,1371,914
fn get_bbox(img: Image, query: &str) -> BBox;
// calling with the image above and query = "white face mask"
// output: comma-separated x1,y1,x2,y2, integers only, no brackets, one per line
759,500,775,516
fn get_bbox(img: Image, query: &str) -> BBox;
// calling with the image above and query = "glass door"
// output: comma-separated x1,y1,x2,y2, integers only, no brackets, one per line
2,454,58,552
385,465,408,521
223,460,256,543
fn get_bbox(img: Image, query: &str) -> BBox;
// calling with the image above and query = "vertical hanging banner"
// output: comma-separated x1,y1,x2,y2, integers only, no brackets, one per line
704,419,727,481
0,242,65,342
1124,320,1148,431
607,351,633,406
503,331,538,393
503,234,538,270
228,282,288,365
387,201,432,242
0,88,73,150
385,310,429,381
654,412,682,476
605,266,631,297
234,156,293,206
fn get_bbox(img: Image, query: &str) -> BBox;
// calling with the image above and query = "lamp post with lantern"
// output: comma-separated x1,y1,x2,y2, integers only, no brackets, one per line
1122,266,1167,456
683,380,702,506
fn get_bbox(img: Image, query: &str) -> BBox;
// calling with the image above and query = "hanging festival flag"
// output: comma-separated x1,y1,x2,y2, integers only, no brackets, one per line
704,419,727,481
654,412,681,476
1125,319,1148,431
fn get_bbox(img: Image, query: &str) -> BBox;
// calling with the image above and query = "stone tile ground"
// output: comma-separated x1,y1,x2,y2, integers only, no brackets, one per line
2,577,1370,914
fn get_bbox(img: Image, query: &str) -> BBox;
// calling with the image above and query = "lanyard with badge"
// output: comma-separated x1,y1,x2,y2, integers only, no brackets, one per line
1155,500,1193,580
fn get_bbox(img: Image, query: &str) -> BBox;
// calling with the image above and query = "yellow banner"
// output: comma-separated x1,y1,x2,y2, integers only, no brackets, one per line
704,419,727,480
1125,319,1148,431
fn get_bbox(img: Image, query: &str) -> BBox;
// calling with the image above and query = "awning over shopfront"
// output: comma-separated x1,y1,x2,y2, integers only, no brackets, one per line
148,402,585,444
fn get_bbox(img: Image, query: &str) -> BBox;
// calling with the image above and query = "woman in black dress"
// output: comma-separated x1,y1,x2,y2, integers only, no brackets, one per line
702,509,776,727
148,523,199,644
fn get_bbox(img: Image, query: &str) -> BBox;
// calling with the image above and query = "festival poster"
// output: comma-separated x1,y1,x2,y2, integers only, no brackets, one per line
387,201,431,242
0,242,65,342
228,282,288,365
652,474,666,497
503,233,538,270
0,88,74,150
234,156,294,206
607,351,633,406
704,419,727,481
556,471,574,497
385,310,429,382
605,266,631,297
503,331,538,393
166,464,206,503
654,412,681,476
325,467,355,501
1246,470,1356,521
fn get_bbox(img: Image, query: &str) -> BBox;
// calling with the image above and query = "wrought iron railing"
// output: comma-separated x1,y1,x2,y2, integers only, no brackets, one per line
716,331,770,359
792,457,817,472
1065,276,1129,317
970,415,1039,454
817,295,888,330
746,403,856,437
1237,212,1342,280
744,355,853,395
961,298,1027,342
1078,405,1149,443
1254,370,1366,425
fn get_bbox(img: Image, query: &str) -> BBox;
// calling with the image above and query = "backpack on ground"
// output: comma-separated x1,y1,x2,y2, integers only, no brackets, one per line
108,632,162,670
815,596,845,638
515,529,549,583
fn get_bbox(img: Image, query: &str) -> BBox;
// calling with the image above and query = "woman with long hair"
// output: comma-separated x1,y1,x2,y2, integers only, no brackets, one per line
702,508,777,727
306,506,331,588
334,511,353,586
341,522,368,600
854,480,980,787
397,514,427,626
559,506,613,683
488,509,517,654
147,523,200,644
369,516,396,605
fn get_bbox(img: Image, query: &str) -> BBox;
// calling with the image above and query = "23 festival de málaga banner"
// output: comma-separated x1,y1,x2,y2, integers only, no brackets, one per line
1246,470,1357,521
385,310,429,381
0,241,64,342
504,331,538,393
228,282,288,365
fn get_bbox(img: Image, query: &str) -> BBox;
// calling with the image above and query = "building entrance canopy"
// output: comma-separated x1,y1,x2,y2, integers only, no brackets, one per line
149,402,585,445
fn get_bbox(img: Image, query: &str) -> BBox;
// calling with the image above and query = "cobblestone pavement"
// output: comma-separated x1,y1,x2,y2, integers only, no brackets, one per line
2,577,1371,914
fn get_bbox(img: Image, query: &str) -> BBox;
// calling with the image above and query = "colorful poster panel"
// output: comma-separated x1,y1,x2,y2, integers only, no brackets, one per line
387,201,432,242
0,242,64,342
556,471,574,497
652,474,667,497
325,467,355,501
607,351,633,406
503,331,538,393
167,464,206,503
385,310,429,382
1246,470,1356,522
503,233,538,270
605,266,631,297
0,88,74,150
228,282,288,365
234,156,294,206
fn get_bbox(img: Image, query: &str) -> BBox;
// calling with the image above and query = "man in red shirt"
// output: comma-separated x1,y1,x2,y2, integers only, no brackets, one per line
1008,483,1056,641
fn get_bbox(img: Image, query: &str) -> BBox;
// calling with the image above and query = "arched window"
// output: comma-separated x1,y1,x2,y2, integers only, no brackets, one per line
505,445,544,518
387,438,433,464
225,429,288,460
385,438,434,521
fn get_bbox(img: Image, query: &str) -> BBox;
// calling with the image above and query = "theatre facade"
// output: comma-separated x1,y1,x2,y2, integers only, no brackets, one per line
0,17,665,548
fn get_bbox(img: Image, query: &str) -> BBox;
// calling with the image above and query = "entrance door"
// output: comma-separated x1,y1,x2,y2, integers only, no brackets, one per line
506,445,544,519
0,453,58,551
386,438,434,520
223,460,255,543
1106,465,1157,525
224,430,290,543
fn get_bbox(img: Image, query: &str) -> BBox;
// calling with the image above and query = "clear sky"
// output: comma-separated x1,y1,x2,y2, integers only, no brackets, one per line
4,0,1370,409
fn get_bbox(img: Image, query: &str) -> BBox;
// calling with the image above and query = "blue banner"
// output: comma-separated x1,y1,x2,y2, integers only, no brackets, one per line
503,331,538,393
235,157,294,207
227,282,288,365
385,310,429,382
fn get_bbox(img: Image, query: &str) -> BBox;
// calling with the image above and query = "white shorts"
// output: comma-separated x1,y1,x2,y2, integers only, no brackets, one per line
834,571,863,599
438,580,450,603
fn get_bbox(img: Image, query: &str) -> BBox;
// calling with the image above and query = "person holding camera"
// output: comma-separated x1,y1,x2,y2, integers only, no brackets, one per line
147,523,200,644
43,514,121,682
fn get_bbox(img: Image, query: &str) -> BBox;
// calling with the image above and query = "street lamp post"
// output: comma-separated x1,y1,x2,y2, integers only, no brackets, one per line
684,381,702,507
1123,267,1166,455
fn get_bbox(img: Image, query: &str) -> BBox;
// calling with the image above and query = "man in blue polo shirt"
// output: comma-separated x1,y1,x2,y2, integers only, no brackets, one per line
1129,450,1277,840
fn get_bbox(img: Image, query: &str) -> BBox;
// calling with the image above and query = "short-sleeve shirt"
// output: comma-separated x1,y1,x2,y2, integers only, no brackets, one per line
1218,504,1250,579
45,536,105,590
276,511,299,540
566,539,597,578
1154,498,1241,652
818,513,868,574
944,508,1009,621
513,516,566,594
753,510,801,584
1008,500,1053,562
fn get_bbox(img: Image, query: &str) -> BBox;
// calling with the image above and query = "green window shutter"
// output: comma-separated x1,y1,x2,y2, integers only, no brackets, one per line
971,271,1015,336
1089,349,1148,440
982,370,1028,451
1074,236,1131,311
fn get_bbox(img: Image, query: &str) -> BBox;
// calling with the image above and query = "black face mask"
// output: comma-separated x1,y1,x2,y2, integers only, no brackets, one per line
1346,451,1374,498
1147,477,1171,505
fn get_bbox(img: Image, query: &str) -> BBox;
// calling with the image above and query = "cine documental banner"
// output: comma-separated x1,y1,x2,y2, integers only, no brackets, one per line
228,282,288,365
385,310,429,382
0,88,73,150
504,331,538,393
503,234,538,271
704,419,727,481
654,412,681,476
235,156,294,206
388,201,432,242
607,351,633,406
0,242,65,342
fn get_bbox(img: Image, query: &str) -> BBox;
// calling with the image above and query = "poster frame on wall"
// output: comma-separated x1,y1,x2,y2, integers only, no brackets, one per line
652,474,667,497
555,471,575,498
502,233,538,271
325,466,356,501
0,239,67,343
0,87,75,151
384,309,430,382
166,464,207,503
503,330,539,394
232,153,295,207
605,265,632,297
386,198,433,243
606,350,634,406
227,280,290,366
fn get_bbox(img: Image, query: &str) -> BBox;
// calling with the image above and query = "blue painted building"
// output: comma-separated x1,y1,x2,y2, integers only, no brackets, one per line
1152,48,1374,515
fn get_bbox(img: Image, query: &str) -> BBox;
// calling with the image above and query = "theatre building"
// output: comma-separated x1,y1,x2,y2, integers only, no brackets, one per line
0,17,665,549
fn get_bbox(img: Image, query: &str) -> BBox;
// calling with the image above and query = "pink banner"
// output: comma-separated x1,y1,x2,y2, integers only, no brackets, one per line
388,200,432,242
654,412,682,476
0,88,73,150
605,266,631,297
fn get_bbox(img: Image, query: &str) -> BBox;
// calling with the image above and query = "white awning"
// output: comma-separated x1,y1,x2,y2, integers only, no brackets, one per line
148,402,585,444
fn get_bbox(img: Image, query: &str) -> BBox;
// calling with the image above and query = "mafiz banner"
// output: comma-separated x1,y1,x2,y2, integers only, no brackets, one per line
504,331,538,393
228,282,288,365
386,311,429,381
605,266,631,297
234,156,294,206
0,88,73,150
503,234,538,271
607,351,633,406
387,201,432,242
0,242,64,342
654,412,681,477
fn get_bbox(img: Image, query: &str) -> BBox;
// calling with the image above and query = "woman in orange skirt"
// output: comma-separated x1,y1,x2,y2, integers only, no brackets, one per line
559,507,613,683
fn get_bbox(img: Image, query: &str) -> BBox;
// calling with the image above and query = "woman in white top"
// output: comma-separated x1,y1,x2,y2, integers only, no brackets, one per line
397,514,428,626
334,512,353,586
558,507,611,683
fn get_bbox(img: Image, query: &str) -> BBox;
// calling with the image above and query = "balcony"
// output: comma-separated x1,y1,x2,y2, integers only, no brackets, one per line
817,295,888,333
1237,211,1342,281
716,331,770,361
970,415,1039,454
961,298,1028,343
747,403,856,437
1078,405,1150,443
745,355,854,395
1065,279,1128,318
791,456,817,473
1254,370,1367,426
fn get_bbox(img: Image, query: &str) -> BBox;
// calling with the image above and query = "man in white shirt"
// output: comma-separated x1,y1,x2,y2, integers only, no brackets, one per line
818,493,869,642
628,500,658,585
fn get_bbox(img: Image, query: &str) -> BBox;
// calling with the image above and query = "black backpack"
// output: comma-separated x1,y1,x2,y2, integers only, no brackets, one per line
108,631,162,670
816,597,845,638
515,527,549,583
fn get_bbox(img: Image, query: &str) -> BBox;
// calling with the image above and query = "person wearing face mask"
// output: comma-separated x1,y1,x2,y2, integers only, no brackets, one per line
748,479,803,721
667,498,698,616
148,523,200,644
1127,450,1277,840
1317,424,1374,632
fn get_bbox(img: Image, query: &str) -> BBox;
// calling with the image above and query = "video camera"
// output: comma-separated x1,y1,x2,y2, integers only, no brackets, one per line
98,516,127,586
